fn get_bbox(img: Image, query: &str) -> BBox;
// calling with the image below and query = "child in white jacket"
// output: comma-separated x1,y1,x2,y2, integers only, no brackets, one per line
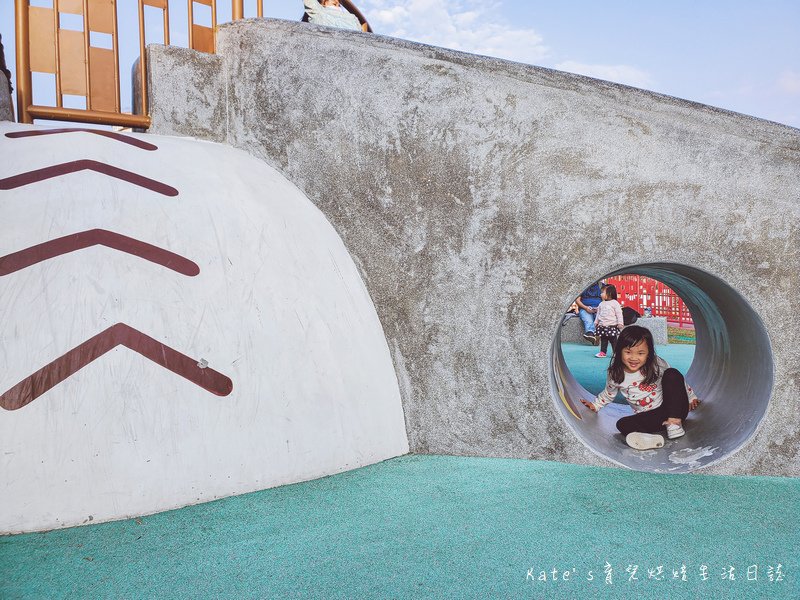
593,284,624,358
303,0,362,31
580,325,701,450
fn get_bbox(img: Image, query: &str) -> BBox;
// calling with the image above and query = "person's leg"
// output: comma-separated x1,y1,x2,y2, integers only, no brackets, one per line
600,335,609,353
616,407,669,435
618,370,690,437
579,309,596,343
607,330,619,355
661,368,690,422
578,308,595,334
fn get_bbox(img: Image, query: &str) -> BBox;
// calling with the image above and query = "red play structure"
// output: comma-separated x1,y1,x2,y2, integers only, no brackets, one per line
606,275,694,329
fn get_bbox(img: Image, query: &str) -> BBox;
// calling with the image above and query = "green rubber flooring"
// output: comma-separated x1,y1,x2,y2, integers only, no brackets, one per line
562,342,695,396
2,455,797,599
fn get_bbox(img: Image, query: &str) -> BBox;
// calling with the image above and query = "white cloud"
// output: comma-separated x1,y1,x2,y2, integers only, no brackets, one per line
371,5,410,26
360,1,663,92
554,60,654,89
361,0,549,65
777,70,800,95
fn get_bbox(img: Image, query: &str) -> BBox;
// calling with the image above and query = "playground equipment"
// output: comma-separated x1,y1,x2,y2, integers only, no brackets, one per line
553,264,772,472
0,123,408,533
2,16,799,534
606,274,694,328
145,19,797,477
11,0,370,127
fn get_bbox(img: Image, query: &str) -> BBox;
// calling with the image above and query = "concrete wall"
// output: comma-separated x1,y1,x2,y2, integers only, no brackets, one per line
0,123,408,533
0,72,13,122
146,19,800,476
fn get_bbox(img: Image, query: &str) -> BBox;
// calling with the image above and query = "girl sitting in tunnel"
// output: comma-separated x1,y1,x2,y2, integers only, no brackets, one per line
579,325,701,450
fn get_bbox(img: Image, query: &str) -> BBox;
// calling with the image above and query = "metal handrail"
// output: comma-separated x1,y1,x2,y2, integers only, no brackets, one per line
13,0,370,129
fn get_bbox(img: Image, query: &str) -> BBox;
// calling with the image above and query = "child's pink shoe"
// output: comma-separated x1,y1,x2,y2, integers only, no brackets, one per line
594,352,607,358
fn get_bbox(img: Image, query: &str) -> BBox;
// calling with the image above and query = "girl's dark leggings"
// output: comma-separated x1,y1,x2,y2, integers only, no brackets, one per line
616,368,690,435
596,325,619,353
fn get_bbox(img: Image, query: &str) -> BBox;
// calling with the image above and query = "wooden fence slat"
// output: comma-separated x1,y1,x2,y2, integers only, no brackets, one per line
29,7,57,73
58,29,87,95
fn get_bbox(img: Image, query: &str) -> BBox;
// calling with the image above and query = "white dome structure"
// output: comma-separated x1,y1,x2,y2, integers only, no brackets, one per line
0,123,408,533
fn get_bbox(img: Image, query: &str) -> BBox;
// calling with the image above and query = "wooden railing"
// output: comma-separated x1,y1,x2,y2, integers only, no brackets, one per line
14,0,370,129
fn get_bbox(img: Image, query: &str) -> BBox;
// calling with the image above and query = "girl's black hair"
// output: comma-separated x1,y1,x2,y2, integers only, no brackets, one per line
603,284,618,300
608,325,660,384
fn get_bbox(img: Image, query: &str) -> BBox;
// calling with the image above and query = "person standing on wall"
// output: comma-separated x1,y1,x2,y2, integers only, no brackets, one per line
303,0,363,31
576,281,603,344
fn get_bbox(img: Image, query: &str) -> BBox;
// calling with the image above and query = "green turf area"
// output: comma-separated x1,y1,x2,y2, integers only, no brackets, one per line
1,455,797,599
668,326,697,345
562,342,696,397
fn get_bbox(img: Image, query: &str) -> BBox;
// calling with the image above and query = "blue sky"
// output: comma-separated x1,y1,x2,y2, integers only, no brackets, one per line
1,1,798,127
358,0,800,128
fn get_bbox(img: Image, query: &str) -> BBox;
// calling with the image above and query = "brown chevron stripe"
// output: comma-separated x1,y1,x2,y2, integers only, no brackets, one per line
5,128,158,150
0,160,178,196
0,323,234,411
0,229,200,276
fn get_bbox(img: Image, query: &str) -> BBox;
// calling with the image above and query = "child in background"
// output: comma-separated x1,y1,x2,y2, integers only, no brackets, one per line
580,325,701,450
303,0,363,31
593,284,623,358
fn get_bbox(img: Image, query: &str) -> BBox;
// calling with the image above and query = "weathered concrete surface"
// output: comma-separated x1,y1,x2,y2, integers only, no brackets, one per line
147,19,800,475
0,72,13,122
145,46,227,142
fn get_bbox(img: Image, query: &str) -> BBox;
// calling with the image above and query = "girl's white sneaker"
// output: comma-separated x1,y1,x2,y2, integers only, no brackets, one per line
625,432,665,450
666,424,686,439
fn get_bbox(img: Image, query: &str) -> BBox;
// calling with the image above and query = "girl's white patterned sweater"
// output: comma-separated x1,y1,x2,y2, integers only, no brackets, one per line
593,357,698,413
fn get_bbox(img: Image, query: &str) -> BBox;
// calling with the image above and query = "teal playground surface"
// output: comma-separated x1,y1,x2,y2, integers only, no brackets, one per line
562,341,696,397
2,455,797,599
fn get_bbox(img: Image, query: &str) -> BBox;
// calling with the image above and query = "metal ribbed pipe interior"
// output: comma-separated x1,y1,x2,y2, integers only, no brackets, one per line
550,263,773,473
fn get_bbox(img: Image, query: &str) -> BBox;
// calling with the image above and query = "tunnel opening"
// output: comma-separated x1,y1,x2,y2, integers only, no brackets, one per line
550,263,773,473
560,275,696,402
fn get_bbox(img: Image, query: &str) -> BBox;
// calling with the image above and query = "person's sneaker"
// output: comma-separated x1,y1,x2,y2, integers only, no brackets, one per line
625,432,665,450
583,332,596,344
594,352,607,358
666,424,686,439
